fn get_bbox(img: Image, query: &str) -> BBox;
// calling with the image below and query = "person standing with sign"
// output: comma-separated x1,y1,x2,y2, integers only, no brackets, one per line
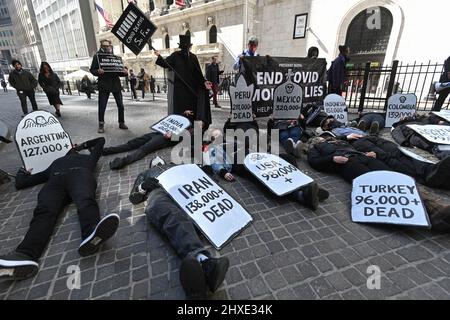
327,45,350,96
432,56,450,112
8,59,38,117
0,138,120,280
90,40,129,134
128,159,230,300
154,35,213,126
206,56,224,109
233,36,259,73
38,62,63,118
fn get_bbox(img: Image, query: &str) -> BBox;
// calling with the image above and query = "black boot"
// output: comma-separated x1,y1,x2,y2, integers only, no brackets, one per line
129,171,149,205
201,257,230,293
110,158,126,171
294,183,319,211
180,256,207,300
318,188,330,202
426,156,450,188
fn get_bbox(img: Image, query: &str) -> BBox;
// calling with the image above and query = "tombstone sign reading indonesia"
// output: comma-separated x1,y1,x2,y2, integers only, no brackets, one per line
324,94,348,124
385,94,417,128
407,124,450,145
15,111,72,174
229,75,254,123
97,53,125,73
273,70,303,119
111,2,157,55
151,115,191,136
158,164,253,250
244,153,314,197
352,171,430,228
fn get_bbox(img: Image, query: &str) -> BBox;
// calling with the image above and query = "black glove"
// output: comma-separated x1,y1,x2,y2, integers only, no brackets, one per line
17,167,31,176
141,177,160,191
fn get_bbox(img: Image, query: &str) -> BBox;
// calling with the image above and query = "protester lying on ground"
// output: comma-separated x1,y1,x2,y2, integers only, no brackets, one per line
320,115,373,138
268,114,306,158
0,138,119,281
202,129,329,211
128,157,229,300
307,134,450,231
391,114,450,159
353,112,386,133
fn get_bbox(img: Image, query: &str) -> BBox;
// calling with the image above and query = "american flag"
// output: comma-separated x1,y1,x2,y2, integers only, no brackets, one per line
94,2,114,29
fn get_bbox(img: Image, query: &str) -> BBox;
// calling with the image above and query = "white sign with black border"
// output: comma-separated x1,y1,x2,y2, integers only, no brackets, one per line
97,53,125,73
15,111,72,174
244,153,314,197
151,115,191,136
273,71,303,120
385,94,417,127
324,94,348,124
229,75,254,123
352,171,430,228
407,124,450,145
158,164,253,250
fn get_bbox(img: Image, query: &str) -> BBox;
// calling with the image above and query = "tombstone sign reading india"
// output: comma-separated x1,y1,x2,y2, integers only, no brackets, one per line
323,94,348,123
111,2,157,55
229,75,254,123
158,164,253,250
151,115,191,136
273,70,303,119
97,53,125,73
385,94,417,127
244,153,314,197
407,124,450,145
15,111,72,174
352,171,430,228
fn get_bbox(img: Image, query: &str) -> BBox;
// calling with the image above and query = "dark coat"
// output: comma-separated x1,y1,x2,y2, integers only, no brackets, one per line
8,69,38,91
90,50,125,93
328,54,347,89
440,56,450,83
38,72,62,106
307,140,356,172
206,63,223,84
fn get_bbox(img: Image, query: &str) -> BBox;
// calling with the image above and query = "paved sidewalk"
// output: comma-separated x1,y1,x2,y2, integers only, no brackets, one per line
0,91,450,300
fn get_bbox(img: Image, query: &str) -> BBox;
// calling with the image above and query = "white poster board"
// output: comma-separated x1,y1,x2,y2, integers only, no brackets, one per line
385,94,417,127
407,124,450,145
15,111,72,174
244,153,314,197
158,164,253,250
151,115,191,136
432,111,450,123
352,171,430,228
229,75,254,123
399,147,436,164
324,94,348,124
273,74,303,120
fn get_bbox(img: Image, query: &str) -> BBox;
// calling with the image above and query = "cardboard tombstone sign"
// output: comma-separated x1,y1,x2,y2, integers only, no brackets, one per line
244,153,314,197
158,164,253,250
151,115,191,136
97,53,125,73
407,124,450,145
385,94,417,127
352,171,430,228
111,2,157,56
229,75,254,123
272,70,303,119
398,147,437,164
432,111,450,123
323,94,348,124
15,111,72,174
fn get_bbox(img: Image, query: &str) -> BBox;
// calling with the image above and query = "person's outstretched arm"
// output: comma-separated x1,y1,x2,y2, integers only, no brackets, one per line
75,137,106,165
15,168,50,190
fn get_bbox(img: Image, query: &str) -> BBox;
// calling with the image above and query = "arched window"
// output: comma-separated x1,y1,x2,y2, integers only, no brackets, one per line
209,25,217,44
345,7,393,66
164,34,170,49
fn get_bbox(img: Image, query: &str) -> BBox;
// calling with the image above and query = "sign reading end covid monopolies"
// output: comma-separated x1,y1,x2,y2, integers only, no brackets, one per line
97,53,125,73
158,164,253,250
15,111,72,174
351,171,430,228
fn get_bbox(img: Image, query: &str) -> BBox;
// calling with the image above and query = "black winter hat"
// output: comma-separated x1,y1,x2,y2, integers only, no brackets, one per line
11,59,22,67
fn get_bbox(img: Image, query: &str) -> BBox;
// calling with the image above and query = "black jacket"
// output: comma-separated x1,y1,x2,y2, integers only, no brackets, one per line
440,56,450,83
308,140,357,172
38,72,61,94
9,69,38,91
90,50,125,92
205,63,223,84
350,136,399,162
15,138,105,190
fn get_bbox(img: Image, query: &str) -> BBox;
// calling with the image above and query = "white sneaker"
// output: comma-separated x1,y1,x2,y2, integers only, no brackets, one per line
78,214,120,257
284,138,295,155
293,141,303,159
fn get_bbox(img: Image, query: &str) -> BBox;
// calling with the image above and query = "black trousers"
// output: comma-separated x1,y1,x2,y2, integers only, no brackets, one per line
16,169,100,261
145,189,208,259
139,83,145,99
17,90,38,115
131,84,137,100
103,133,175,168
98,90,125,124
338,155,391,183
432,87,450,111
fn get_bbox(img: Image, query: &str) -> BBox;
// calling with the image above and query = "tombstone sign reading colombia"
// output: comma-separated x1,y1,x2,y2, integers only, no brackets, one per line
15,111,72,174
273,70,303,119
229,75,254,123
158,164,253,250
111,2,157,55
151,115,191,136
97,53,125,73
244,153,314,197
407,125,450,145
385,94,417,128
323,94,348,124
352,171,430,228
